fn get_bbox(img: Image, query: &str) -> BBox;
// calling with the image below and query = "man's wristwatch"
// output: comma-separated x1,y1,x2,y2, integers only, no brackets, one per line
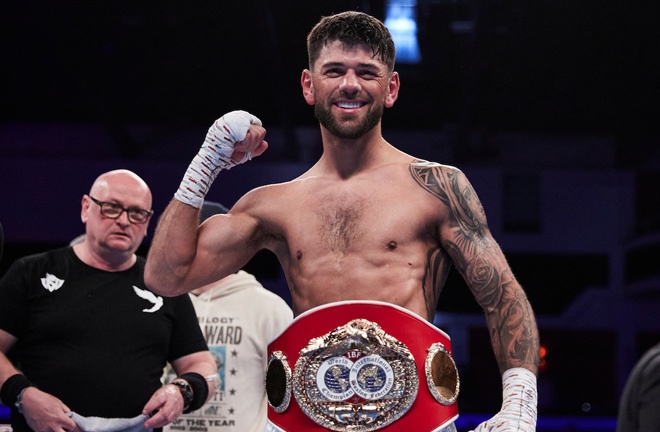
15,387,29,414
170,380,194,411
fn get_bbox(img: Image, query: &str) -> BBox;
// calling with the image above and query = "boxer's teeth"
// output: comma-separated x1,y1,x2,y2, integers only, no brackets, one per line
337,101,363,109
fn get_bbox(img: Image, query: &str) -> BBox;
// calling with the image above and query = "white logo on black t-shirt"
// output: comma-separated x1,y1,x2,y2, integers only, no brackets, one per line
41,273,64,292
132,286,164,313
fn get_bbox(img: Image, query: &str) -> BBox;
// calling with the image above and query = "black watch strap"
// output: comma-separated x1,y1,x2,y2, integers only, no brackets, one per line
171,380,194,411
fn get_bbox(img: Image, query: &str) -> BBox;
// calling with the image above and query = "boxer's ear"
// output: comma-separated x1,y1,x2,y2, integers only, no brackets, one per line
384,71,400,108
301,69,315,106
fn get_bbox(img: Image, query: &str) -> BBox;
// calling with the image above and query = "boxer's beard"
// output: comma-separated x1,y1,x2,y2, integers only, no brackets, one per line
315,102,383,140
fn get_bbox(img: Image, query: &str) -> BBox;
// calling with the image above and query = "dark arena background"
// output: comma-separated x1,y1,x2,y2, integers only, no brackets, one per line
1,1,659,431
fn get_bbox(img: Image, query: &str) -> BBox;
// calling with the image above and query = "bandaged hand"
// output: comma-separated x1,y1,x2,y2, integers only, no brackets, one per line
174,110,264,208
470,368,537,432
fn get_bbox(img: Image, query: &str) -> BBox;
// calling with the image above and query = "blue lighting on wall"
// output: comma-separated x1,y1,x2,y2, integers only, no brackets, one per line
384,0,421,64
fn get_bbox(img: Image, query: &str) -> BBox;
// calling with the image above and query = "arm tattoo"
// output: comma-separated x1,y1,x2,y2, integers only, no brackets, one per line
411,161,539,372
410,161,487,246
491,280,540,368
422,246,451,321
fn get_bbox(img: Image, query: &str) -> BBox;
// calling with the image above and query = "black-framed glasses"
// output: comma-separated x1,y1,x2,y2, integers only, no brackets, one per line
88,195,153,224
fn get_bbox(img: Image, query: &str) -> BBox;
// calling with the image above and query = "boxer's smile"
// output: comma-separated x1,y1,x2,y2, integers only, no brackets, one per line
335,101,366,109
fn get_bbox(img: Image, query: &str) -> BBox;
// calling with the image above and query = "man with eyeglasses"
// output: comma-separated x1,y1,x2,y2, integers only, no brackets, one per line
0,169,217,432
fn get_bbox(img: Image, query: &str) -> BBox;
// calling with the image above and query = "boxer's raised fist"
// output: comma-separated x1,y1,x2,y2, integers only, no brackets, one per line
174,110,267,208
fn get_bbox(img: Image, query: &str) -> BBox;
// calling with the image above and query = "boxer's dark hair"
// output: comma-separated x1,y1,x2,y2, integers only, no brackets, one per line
306,11,396,72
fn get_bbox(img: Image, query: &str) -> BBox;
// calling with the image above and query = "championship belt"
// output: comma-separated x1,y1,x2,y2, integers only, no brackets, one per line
266,300,459,431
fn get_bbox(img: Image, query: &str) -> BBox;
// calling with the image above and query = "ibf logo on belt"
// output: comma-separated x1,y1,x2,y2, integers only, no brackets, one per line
317,351,395,402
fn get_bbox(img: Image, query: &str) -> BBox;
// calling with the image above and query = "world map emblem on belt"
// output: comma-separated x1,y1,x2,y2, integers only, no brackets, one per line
291,318,419,431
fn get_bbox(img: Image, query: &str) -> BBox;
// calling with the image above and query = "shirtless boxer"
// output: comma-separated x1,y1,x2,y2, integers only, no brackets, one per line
145,11,539,432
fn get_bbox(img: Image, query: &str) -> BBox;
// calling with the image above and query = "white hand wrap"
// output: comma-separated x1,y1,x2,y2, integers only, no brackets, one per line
174,110,262,208
470,368,537,432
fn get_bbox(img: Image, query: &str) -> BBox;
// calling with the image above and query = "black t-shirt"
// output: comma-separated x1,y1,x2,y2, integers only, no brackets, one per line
0,247,207,422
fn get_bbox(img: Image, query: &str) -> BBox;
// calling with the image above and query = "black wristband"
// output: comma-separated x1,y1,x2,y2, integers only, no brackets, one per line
179,372,209,413
0,374,33,408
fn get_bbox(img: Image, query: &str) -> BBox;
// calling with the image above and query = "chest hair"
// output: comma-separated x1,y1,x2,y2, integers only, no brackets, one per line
315,194,367,253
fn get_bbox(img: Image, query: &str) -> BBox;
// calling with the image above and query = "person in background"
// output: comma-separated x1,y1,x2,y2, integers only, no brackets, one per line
0,169,217,432
617,341,660,432
164,201,293,432
145,11,539,432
